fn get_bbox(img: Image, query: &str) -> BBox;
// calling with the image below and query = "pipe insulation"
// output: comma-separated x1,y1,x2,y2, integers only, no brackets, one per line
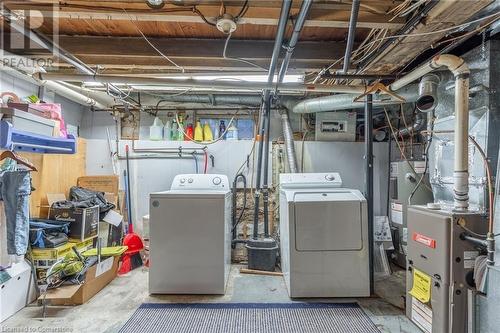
288,84,419,113
281,109,299,173
37,73,367,94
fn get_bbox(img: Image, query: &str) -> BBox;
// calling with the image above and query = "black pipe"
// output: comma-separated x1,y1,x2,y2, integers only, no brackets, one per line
343,0,360,73
365,94,374,295
262,95,272,238
252,104,266,239
232,173,248,248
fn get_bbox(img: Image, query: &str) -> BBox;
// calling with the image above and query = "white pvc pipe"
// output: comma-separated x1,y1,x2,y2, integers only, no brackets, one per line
391,54,470,210
37,73,367,94
40,80,113,109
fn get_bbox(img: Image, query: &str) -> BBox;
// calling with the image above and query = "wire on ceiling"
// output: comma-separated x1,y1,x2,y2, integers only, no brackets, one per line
122,8,185,72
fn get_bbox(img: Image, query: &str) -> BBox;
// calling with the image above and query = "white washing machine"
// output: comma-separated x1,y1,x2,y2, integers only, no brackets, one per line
149,174,232,294
279,173,370,298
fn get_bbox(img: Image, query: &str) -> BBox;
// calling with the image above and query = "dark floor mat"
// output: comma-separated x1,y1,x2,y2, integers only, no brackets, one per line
119,303,380,333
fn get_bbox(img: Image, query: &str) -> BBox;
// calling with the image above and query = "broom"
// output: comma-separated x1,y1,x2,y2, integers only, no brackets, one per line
118,145,144,274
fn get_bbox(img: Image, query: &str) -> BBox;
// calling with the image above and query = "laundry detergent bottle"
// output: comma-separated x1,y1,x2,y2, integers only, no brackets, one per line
194,120,203,142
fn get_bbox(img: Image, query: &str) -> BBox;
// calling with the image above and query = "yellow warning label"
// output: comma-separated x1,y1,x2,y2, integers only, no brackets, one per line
409,268,431,303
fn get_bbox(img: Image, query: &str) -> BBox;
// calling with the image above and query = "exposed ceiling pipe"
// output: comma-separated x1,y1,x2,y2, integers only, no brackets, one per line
286,84,420,113
276,0,313,85
148,94,262,107
4,8,129,103
391,54,470,210
276,0,313,174
37,73,367,94
0,63,116,109
252,0,292,246
342,0,361,73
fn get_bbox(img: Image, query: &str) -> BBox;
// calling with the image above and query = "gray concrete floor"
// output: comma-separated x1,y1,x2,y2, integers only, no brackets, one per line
2,265,420,333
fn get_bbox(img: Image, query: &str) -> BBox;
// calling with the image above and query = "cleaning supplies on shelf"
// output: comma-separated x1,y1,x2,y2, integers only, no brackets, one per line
163,119,172,141
177,116,185,141
203,122,213,142
184,124,194,141
194,121,203,142
219,120,227,140
226,123,239,141
149,117,163,141
171,120,179,141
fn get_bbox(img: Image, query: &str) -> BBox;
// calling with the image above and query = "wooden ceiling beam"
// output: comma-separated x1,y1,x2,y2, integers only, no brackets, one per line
6,4,404,30
14,36,347,61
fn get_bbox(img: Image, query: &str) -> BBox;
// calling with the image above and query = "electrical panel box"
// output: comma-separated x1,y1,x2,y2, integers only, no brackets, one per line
406,206,487,333
315,111,356,142
389,160,433,267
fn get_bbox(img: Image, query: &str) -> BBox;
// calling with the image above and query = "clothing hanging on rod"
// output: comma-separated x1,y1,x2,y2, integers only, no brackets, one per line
0,152,35,258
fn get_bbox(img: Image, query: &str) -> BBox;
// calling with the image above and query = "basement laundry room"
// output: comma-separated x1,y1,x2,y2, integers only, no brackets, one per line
0,1,500,333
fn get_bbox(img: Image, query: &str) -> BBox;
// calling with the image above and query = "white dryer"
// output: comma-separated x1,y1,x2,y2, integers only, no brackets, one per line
279,173,370,298
149,174,232,294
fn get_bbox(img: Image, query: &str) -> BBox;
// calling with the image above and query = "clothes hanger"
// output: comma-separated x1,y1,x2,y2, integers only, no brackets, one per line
353,82,406,104
0,150,38,171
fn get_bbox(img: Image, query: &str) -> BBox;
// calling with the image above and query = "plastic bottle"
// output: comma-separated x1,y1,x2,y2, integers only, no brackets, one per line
203,122,213,142
226,123,238,140
149,117,163,141
171,120,179,140
185,124,194,141
177,116,185,141
163,119,172,141
194,120,203,142
219,120,227,140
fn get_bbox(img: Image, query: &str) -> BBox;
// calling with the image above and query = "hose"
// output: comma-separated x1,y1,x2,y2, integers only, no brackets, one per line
232,173,248,247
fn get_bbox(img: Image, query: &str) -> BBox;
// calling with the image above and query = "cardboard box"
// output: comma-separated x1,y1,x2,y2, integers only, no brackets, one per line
49,205,99,241
30,237,95,261
42,256,120,305
77,176,119,196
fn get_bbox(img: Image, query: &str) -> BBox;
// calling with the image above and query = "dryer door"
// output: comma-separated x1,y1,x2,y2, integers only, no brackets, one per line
293,191,363,251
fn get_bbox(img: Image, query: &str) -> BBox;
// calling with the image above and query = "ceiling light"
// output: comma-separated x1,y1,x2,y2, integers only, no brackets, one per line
146,0,165,9
216,14,237,34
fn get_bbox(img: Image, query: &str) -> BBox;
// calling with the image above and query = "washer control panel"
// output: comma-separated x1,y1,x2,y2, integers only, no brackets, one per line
171,174,229,190
280,172,343,189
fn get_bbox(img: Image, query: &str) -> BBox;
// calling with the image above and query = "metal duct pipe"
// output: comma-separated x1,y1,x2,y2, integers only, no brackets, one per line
274,0,312,175
397,111,426,137
416,74,440,112
343,0,361,73
288,84,419,113
276,0,313,84
37,73,367,94
391,54,470,210
149,94,262,107
281,110,299,173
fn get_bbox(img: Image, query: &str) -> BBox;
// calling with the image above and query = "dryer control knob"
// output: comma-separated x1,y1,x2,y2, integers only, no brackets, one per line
325,174,335,181
188,178,194,183
180,178,186,184
212,177,222,185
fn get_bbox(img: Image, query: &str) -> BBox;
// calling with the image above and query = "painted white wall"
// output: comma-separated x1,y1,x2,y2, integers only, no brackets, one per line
0,72,87,129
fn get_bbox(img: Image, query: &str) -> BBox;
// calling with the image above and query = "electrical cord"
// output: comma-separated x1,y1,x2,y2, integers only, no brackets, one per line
223,32,268,71
122,8,185,72
193,152,199,174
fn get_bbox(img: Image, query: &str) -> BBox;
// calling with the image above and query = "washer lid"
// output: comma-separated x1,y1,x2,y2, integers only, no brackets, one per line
280,173,342,189
293,191,363,251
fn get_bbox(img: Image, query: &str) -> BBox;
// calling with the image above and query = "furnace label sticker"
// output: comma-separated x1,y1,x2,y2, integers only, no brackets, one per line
409,268,431,303
412,232,436,248
411,297,432,333
413,161,426,174
390,202,403,225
